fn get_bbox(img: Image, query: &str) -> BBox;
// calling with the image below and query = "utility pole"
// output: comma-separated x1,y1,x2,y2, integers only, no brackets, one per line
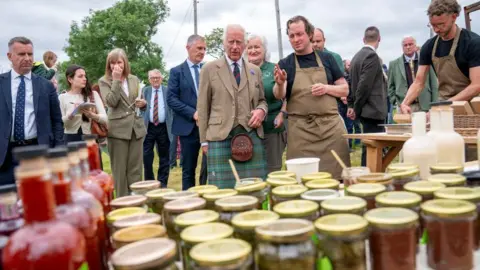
193,0,198,35
274,0,283,59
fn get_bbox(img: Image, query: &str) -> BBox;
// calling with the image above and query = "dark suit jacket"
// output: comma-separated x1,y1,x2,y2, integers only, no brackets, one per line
350,47,387,120
167,60,199,137
0,71,64,165
142,85,173,142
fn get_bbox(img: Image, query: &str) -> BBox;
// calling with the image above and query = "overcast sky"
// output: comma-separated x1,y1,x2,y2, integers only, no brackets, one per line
1,0,479,74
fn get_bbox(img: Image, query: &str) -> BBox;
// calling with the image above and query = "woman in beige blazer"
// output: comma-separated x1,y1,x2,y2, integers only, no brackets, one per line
99,48,147,197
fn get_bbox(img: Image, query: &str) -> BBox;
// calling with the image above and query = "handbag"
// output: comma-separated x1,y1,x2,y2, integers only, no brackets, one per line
231,133,253,162
89,91,108,138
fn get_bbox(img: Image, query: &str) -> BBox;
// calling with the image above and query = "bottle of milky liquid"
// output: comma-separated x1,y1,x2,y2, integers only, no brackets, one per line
403,112,437,180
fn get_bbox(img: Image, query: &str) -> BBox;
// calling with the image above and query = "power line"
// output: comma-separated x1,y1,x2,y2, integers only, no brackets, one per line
166,1,193,58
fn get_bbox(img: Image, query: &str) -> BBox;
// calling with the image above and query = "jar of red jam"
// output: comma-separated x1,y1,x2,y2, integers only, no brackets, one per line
83,134,102,171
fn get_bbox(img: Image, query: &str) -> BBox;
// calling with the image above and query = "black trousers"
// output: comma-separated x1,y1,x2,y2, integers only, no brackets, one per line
179,127,207,190
0,139,38,186
360,117,385,167
143,123,170,187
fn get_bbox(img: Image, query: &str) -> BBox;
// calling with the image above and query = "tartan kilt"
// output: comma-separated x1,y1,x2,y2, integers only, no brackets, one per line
207,129,268,189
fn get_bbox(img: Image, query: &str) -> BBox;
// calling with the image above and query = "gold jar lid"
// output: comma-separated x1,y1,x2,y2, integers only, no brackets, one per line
421,199,477,218
434,187,480,203
301,172,333,183
231,210,280,230
301,189,340,202
180,222,233,244
215,195,259,211
430,163,464,172
111,238,176,269
387,163,419,172
174,210,220,228
162,191,199,203
163,197,206,213
188,185,219,195
375,191,422,208
266,177,298,187
111,195,147,209
203,189,238,202
428,174,466,186
347,183,386,197
321,196,367,213
271,184,308,198
404,181,446,195
315,214,368,237
235,181,267,193
113,213,161,230
255,219,314,243
112,224,166,244
145,188,176,199
190,239,251,267
130,181,160,192
107,207,148,224
357,173,393,185
364,207,419,229
390,168,420,178
273,200,319,217
268,171,296,179
238,177,263,185
305,179,340,190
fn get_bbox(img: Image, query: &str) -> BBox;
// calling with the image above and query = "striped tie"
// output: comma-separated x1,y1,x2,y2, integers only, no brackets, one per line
233,62,240,86
153,89,159,126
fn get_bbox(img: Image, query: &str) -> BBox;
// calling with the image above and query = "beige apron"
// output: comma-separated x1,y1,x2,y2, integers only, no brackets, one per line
286,52,351,179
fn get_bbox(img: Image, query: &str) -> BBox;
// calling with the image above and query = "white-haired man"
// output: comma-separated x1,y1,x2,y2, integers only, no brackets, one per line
197,24,268,189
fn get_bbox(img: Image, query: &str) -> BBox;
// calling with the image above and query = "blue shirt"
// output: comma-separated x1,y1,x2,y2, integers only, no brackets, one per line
11,69,36,141
186,58,201,94
149,86,166,124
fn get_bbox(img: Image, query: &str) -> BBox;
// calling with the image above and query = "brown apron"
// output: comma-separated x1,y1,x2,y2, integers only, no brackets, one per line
432,25,470,100
286,52,351,179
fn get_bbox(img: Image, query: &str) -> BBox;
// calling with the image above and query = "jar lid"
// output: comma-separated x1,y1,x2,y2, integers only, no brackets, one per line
162,191,199,202
404,181,446,195
428,174,466,186
301,172,333,183
357,173,393,184
112,224,166,243
231,210,280,230
107,207,148,224
321,196,367,213
273,200,319,217
387,163,419,172
215,195,259,211
163,197,206,213
430,163,464,172
111,195,147,208
271,184,308,197
235,181,267,193
421,199,477,218
268,171,296,179
130,181,160,191
266,177,298,187
301,189,340,202
255,219,314,243
188,185,219,195
174,210,220,228
203,189,238,201
314,214,368,237
111,238,176,269
113,213,161,230
305,179,340,190
180,222,233,244
346,183,386,197
364,207,419,229
434,187,480,203
375,191,422,207
390,168,420,178
145,188,176,199
190,239,251,267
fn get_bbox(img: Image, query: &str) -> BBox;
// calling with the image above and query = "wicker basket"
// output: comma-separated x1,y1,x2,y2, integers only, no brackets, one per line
454,128,478,137
454,115,480,129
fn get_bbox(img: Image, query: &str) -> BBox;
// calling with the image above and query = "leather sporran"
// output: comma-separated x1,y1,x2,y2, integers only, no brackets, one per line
231,133,253,162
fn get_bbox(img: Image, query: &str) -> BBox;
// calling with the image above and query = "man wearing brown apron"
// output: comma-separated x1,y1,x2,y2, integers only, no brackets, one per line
273,15,350,179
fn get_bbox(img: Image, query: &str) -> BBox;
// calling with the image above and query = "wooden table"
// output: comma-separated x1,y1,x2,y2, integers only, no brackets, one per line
344,133,477,172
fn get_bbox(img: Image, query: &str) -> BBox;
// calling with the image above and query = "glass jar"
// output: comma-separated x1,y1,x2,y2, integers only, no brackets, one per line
129,180,161,195
304,179,340,190
430,163,464,175
315,214,368,270
321,196,367,216
145,188,176,216
390,169,420,191
421,199,476,270
357,173,393,191
188,185,219,196
111,238,178,270
174,210,220,237
238,177,263,185
364,208,419,270
215,195,259,225
190,238,253,270
266,177,298,207
163,197,206,242
301,189,340,206
462,170,480,187
403,181,446,202
0,186,23,237
112,224,166,250
341,167,370,186
268,171,296,179
301,172,333,184
231,210,279,248
346,183,386,210
386,163,419,173
273,200,319,221
271,184,308,207
428,173,466,187
202,189,238,210
107,207,148,237
375,191,422,211
110,195,147,210
235,181,268,210
112,213,161,231
255,219,316,270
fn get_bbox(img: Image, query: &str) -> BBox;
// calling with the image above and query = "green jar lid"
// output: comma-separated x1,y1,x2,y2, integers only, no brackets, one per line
203,189,238,202
428,174,466,187
321,196,367,213
231,210,280,230
107,207,148,224
180,222,233,244
404,181,446,195
266,177,298,187
188,185,219,195
273,200,319,217
271,184,308,198
434,187,480,203
190,239,251,267
375,191,422,208
364,207,419,229
301,172,333,183
174,210,220,228
315,214,368,237
347,183,386,197
305,179,340,190
421,199,476,218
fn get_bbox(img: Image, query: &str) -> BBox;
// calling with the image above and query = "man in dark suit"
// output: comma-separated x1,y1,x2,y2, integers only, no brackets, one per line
142,69,171,186
348,27,387,166
167,34,208,190
0,36,64,185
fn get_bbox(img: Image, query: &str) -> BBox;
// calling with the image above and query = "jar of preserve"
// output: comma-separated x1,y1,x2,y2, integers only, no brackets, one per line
430,163,464,174
238,177,263,185
304,179,340,190
107,207,148,236
112,224,166,250
255,219,316,270
130,180,161,195
83,134,102,171
357,173,393,191
403,180,446,202
386,163,419,173
0,185,23,236
390,168,420,191
190,239,253,270
301,172,333,184
163,197,206,241
235,181,268,210
273,200,319,221
162,191,199,205
428,173,466,187
315,214,368,270
321,196,367,216
202,189,238,210
188,185,219,196
231,210,279,248
300,189,340,206
268,171,296,179
215,195,259,225
271,184,308,207
111,238,178,270
346,183,386,210
266,177,297,205
364,208,419,270
174,210,220,237
112,212,161,231
341,166,370,186
375,191,422,212
110,195,147,210
145,188,176,216
462,170,480,187
180,222,234,270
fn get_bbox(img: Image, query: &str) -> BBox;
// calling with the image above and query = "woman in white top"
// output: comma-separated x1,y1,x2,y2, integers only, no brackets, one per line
59,64,107,143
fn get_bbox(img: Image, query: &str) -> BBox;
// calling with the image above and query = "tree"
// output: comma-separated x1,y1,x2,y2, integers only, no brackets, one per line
56,61,72,93
64,0,170,83
205,27,224,59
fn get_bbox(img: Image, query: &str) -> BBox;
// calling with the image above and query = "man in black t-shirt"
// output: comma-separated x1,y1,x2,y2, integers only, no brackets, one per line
401,0,480,113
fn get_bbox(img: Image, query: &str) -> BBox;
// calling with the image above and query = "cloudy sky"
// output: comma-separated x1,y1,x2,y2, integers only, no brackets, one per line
1,0,479,74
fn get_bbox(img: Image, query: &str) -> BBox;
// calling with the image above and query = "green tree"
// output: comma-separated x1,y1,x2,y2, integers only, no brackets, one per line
64,0,170,83
56,61,71,93
205,27,224,59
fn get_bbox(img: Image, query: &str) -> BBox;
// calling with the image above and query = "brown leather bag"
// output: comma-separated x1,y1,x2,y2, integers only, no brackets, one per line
231,133,253,162
89,91,108,138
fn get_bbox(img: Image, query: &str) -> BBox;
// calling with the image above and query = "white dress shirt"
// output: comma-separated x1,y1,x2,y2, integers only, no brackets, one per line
149,86,166,124
363,44,377,52
10,69,36,141
404,53,417,63
186,58,201,94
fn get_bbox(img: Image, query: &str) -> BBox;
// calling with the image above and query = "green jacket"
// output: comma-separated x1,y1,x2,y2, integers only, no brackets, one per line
261,62,285,134
324,48,345,74
387,56,438,111
32,62,56,80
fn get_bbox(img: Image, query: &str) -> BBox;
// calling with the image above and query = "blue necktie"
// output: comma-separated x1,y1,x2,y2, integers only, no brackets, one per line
14,76,26,141
233,62,240,86
193,64,200,92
